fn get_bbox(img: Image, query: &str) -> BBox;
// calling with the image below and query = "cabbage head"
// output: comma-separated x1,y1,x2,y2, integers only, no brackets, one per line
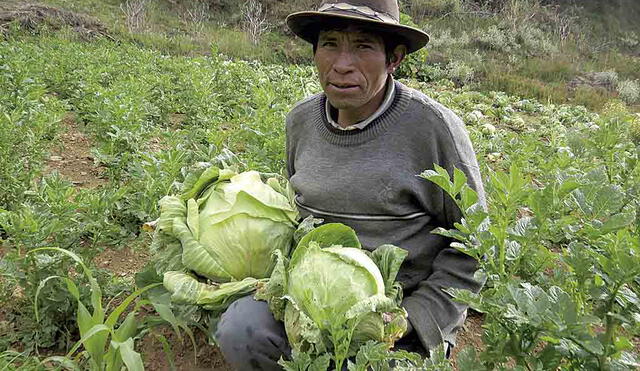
153,165,298,310
256,223,408,368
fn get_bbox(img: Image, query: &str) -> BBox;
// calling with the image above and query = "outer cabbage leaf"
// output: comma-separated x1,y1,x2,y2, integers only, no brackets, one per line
370,244,408,302
254,249,288,321
163,271,265,313
294,223,361,254
284,301,328,355
158,196,185,236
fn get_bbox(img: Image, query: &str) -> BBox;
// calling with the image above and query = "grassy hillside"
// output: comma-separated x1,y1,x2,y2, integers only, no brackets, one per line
3,0,638,112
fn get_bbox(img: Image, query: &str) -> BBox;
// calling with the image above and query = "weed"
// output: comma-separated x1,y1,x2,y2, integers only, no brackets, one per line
32,247,161,370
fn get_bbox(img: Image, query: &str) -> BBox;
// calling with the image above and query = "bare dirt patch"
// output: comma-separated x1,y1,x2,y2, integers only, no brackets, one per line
0,2,110,39
94,246,150,278
141,327,231,371
567,72,617,92
44,112,107,188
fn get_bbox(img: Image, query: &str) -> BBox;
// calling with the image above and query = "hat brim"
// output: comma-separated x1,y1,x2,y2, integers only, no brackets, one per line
286,11,429,54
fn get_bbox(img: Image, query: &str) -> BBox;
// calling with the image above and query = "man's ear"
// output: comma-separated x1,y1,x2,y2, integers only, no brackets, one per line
388,44,407,73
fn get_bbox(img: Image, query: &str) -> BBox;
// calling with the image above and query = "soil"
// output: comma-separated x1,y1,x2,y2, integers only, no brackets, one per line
567,72,617,92
94,246,151,278
94,249,233,370
140,327,231,371
44,112,108,189
92,246,232,369
450,310,485,370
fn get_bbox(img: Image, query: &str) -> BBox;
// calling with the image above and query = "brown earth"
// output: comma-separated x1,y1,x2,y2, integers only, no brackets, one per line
92,246,231,369
44,112,108,188
94,246,151,278
141,327,231,371
451,310,485,370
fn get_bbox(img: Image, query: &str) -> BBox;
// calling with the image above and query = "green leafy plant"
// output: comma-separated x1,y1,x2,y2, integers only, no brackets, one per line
422,164,640,370
31,247,161,371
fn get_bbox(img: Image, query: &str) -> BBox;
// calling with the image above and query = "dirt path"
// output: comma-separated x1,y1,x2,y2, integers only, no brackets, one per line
44,112,107,188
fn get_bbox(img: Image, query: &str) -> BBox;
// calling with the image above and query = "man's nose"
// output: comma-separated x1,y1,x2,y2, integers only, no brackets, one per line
332,49,355,74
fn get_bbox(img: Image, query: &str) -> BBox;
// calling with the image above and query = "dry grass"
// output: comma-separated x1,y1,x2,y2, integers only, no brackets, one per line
0,2,110,38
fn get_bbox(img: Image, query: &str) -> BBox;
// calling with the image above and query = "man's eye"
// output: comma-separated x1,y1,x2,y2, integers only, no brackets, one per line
358,44,373,49
321,41,336,47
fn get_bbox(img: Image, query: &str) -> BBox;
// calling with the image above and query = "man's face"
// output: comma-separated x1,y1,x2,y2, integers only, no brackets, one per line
314,27,392,112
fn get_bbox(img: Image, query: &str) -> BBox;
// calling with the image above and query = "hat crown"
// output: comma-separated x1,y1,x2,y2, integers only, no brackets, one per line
318,0,399,21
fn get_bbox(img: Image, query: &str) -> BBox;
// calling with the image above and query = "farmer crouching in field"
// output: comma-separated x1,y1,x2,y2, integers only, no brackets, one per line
215,1,486,369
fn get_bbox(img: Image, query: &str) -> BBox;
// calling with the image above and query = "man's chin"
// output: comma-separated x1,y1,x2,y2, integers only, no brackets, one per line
326,97,363,110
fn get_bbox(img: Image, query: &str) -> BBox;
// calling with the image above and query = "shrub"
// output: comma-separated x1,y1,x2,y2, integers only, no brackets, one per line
429,29,470,49
617,79,640,104
446,60,475,85
593,70,619,89
618,31,639,51
473,25,517,53
517,25,557,55
473,23,556,56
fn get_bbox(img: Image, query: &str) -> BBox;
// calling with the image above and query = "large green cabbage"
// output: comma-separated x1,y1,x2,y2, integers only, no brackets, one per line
256,223,408,369
150,164,298,311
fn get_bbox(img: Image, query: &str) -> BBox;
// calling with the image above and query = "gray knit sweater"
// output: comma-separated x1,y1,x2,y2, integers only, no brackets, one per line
285,80,486,351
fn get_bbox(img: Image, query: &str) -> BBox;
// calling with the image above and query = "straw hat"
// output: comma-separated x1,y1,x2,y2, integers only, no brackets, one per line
286,0,430,54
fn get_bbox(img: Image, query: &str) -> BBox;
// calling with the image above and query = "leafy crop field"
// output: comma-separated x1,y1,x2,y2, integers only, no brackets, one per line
1,29,639,370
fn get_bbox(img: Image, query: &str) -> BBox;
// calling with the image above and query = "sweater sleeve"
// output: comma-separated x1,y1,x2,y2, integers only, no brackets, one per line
402,107,486,351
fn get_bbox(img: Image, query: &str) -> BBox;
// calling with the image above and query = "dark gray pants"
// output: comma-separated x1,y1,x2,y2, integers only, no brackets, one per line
214,296,434,371
215,296,290,371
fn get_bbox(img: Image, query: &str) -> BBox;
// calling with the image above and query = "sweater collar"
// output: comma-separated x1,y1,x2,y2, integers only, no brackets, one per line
313,79,412,146
325,76,396,131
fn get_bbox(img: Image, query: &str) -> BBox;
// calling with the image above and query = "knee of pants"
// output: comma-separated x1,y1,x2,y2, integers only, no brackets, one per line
214,295,288,356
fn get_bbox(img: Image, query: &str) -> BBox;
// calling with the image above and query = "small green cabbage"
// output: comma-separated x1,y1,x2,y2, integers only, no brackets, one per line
257,223,408,368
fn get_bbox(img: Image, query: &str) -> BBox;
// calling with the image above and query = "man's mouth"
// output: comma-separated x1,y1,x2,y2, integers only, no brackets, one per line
329,83,359,91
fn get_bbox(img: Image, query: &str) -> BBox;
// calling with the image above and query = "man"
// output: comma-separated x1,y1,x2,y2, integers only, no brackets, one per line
215,1,485,369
